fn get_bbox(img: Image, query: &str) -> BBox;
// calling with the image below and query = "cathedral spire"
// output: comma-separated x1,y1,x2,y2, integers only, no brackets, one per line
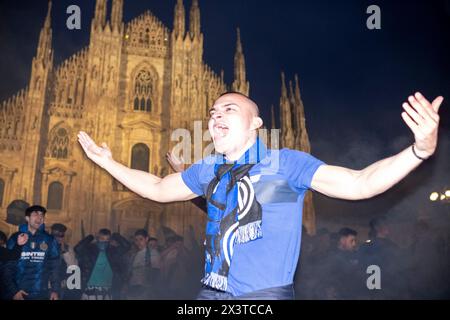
280,72,287,129
44,0,51,29
232,28,250,96
189,0,201,39
111,0,123,31
292,74,310,151
236,27,243,53
288,80,298,130
173,0,185,39
93,0,107,29
279,72,294,148
271,104,276,129
294,74,304,119
36,0,53,65
294,74,301,99
281,72,287,100
289,80,295,106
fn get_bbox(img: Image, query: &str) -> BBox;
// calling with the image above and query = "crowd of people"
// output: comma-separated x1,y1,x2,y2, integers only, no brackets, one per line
0,205,203,300
295,217,450,300
1,204,449,300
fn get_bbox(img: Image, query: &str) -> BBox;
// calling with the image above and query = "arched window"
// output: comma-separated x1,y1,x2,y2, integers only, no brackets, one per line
0,179,4,207
144,29,150,45
132,69,153,112
47,182,64,210
66,84,73,104
131,143,150,172
74,79,80,105
48,127,69,159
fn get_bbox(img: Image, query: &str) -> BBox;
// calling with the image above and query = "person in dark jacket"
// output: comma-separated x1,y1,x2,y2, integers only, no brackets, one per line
359,216,407,299
3,205,61,300
75,228,130,300
50,223,81,300
318,228,366,299
0,231,28,299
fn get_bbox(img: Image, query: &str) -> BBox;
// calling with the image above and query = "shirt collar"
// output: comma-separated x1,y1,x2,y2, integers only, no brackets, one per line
221,137,268,165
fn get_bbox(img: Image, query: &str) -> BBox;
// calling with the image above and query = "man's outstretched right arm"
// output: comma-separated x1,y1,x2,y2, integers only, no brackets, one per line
77,131,197,203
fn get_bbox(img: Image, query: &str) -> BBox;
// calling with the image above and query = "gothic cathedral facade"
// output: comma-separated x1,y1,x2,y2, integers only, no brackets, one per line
0,0,316,244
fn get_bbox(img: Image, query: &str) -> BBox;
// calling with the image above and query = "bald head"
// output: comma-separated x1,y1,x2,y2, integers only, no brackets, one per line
209,91,263,160
217,92,260,117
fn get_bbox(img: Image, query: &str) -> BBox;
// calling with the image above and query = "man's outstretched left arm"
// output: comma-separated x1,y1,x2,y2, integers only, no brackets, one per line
311,92,444,200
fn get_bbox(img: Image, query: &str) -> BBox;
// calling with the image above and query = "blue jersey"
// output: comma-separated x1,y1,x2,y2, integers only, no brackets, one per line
182,147,325,296
6,223,60,299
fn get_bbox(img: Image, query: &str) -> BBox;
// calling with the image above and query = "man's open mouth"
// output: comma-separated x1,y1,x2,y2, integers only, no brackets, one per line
213,123,229,138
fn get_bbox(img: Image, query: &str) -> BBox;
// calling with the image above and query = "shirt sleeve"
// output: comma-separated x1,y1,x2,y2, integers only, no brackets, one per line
181,160,205,196
282,149,326,191
6,233,18,250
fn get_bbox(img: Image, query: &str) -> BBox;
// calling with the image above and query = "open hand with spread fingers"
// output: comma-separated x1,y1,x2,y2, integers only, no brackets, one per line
401,92,444,159
77,131,113,168
166,150,185,173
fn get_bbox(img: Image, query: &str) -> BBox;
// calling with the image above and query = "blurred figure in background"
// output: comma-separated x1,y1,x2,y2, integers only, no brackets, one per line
407,219,448,299
125,229,161,299
50,223,80,300
295,227,331,299
360,216,407,299
160,235,190,299
75,228,130,300
0,230,28,299
319,227,365,299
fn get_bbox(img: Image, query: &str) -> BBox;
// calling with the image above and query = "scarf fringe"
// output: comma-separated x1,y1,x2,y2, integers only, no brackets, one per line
234,220,262,244
201,272,228,291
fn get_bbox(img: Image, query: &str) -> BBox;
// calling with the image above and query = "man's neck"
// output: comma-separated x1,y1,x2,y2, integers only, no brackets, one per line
224,136,257,161
28,226,37,235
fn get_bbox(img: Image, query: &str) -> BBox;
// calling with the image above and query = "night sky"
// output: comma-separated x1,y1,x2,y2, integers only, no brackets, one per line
1,0,449,239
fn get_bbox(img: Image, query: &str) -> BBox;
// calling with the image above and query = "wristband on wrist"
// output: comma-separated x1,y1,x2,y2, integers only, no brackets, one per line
411,144,428,161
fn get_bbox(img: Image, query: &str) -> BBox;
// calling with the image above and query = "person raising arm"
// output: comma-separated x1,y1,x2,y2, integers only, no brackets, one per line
310,92,444,200
77,132,197,203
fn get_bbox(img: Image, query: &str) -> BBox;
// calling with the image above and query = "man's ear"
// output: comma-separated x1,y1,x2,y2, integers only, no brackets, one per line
252,116,263,130
25,216,30,223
